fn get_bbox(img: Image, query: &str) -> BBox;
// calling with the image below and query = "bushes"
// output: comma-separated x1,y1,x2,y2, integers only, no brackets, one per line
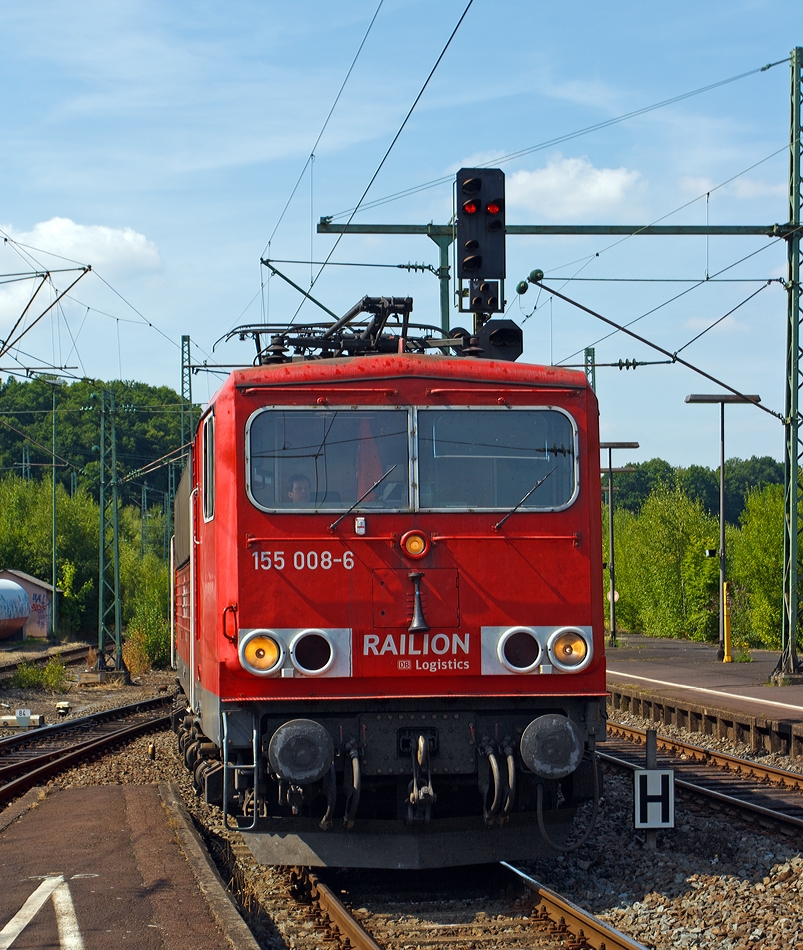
10,656,67,692
123,591,171,675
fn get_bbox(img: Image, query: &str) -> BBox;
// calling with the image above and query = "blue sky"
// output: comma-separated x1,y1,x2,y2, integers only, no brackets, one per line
0,1,798,468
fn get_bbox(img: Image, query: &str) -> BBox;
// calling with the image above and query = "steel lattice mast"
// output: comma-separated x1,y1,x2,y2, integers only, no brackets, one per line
96,389,124,672
781,47,803,675
180,334,193,459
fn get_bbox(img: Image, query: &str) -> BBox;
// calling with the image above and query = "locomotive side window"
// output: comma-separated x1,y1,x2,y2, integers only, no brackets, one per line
247,409,410,511
202,414,215,521
417,409,577,510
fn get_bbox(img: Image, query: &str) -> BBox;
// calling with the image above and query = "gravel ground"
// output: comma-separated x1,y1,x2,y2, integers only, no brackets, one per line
519,710,803,950
0,654,175,736
2,693,798,950
611,707,803,776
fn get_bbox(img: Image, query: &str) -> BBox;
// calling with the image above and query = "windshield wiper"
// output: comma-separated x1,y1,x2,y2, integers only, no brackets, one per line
328,465,398,532
493,466,558,531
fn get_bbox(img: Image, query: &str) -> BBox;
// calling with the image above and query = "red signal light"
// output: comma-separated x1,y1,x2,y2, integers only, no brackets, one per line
462,199,479,215
486,200,501,214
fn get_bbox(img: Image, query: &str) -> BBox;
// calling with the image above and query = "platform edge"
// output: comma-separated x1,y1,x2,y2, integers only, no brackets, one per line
158,781,261,950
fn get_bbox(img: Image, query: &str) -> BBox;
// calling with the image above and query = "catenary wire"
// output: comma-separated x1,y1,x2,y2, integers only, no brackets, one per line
540,140,793,282
290,0,475,324
557,234,790,364
261,0,386,256
538,280,783,422
326,57,789,219
673,281,774,356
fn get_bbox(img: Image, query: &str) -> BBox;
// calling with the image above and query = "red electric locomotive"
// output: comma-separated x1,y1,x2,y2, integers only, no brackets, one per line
172,303,606,868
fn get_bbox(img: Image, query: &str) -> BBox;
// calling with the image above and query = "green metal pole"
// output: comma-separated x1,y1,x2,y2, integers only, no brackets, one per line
427,230,454,332
181,335,192,461
584,347,596,392
781,47,803,676
51,387,57,638
110,391,124,672
96,394,106,670
140,481,148,558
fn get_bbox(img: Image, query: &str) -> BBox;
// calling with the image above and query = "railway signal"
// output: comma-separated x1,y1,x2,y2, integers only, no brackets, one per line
456,168,505,283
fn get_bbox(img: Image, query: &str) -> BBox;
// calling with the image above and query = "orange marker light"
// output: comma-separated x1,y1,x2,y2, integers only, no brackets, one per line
243,635,282,673
549,630,588,670
400,530,429,559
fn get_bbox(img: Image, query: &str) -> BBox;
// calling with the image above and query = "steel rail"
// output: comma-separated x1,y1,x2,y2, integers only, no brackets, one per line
0,697,172,805
607,721,803,790
0,696,170,750
601,749,803,832
502,862,650,950
0,713,170,805
0,644,92,678
289,867,383,950
603,721,803,830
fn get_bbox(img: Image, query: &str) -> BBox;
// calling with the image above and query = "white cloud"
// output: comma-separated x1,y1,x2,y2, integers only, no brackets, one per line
507,155,643,220
0,218,160,357
1,217,160,275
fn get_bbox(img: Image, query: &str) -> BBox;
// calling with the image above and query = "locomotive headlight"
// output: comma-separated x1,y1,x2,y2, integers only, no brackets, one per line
239,630,284,676
498,627,542,673
547,627,592,672
291,629,335,675
400,530,429,559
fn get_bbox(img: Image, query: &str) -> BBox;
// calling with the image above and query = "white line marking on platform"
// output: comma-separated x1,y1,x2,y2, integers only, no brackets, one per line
607,669,803,714
0,875,84,950
52,879,83,950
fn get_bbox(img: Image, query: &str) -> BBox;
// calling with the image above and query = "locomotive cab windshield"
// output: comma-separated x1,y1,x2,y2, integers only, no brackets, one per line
246,405,577,512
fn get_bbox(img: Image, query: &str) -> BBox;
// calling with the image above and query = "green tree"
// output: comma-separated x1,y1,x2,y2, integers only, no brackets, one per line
0,376,194,505
678,465,718,516
724,457,784,526
0,474,170,637
607,456,782,525
729,483,785,649
613,458,675,513
613,484,719,640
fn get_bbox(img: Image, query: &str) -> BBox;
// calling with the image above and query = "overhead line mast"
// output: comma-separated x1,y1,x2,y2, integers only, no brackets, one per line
781,47,803,678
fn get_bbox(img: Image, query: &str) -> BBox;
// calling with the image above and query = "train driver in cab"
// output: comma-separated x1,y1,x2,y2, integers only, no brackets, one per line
287,473,312,505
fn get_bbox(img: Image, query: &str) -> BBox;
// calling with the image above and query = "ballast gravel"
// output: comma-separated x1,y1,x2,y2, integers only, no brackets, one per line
4,677,800,950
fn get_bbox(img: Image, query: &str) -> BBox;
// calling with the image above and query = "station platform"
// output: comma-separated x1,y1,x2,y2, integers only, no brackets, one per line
0,784,258,950
605,634,803,756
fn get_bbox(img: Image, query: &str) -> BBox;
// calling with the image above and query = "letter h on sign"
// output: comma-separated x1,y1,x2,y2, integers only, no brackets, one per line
634,769,674,829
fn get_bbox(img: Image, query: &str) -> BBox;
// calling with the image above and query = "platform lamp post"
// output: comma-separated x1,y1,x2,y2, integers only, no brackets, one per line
601,442,639,647
685,394,761,662
39,376,67,638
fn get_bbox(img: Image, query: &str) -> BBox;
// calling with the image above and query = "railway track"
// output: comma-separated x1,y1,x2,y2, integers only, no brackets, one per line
0,643,92,679
604,720,803,830
284,863,648,950
0,695,172,806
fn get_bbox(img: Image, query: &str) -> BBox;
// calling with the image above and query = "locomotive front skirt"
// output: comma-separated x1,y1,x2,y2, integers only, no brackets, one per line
172,353,607,868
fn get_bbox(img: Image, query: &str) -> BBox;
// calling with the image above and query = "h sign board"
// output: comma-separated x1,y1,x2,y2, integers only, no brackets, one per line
634,769,675,829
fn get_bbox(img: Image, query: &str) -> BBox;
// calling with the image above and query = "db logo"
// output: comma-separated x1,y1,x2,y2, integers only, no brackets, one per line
397,659,411,671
